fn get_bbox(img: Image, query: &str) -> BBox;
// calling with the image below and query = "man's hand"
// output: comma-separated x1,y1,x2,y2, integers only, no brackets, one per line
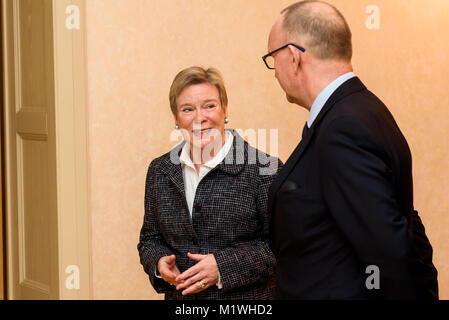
157,255,181,286
175,253,219,295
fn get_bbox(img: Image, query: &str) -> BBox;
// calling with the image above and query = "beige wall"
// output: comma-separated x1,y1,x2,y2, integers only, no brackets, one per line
85,0,449,299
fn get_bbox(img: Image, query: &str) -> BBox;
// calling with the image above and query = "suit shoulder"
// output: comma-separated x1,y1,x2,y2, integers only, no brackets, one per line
326,88,394,124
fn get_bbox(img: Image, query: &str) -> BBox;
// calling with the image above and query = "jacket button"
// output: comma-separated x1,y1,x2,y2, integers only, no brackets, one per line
194,203,201,211
192,238,198,245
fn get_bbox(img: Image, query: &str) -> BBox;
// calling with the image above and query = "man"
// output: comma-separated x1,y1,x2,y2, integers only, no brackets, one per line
265,1,438,299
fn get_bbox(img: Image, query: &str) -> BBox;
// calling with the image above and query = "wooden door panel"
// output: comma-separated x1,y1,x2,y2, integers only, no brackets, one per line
3,0,59,299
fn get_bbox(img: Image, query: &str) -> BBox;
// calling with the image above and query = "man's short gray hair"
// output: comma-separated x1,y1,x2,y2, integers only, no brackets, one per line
281,0,352,61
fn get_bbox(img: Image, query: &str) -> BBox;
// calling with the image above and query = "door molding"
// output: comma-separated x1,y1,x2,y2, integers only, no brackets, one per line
52,0,91,299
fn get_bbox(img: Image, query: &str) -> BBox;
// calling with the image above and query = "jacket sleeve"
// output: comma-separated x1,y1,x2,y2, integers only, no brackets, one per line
213,159,282,292
137,160,175,294
318,116,417,299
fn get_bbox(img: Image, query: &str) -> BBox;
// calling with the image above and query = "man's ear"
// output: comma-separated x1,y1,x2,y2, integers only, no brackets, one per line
288,45,302,74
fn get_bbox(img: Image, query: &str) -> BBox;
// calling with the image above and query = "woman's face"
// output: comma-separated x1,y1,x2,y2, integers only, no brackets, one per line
176,83,227,154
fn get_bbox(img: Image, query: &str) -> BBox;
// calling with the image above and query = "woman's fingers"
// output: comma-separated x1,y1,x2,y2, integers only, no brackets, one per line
187,252,206,261
181,278,211,295
159,267,174,282
158,255,182,286
176,266,203,290
176,252,208,282
179,272,213,295
173,253,220,295
166,255,176,265
176,271,204,291
176,261,201,284
177,254,218,283
163,271,182,286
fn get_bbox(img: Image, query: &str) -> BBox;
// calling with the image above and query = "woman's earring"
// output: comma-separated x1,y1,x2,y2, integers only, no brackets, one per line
175,124,179,129
224,117,229,124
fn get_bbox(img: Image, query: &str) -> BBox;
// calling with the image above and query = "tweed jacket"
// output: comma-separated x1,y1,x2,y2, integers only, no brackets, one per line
138,130,282,300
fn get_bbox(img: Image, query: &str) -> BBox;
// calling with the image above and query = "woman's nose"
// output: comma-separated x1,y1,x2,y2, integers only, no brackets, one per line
193,109,206,122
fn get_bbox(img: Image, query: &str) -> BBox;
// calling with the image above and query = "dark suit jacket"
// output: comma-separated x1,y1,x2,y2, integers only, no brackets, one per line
269,77,438,300
138,130,282,299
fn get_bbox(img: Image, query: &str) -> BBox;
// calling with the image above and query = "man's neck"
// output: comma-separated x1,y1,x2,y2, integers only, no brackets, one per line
304,62,353,109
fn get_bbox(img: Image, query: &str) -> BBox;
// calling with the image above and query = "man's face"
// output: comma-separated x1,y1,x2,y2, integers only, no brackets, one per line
267,17,296,103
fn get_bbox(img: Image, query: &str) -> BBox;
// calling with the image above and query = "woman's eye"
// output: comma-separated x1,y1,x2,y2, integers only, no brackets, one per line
206,104,216,109
182,108,193,112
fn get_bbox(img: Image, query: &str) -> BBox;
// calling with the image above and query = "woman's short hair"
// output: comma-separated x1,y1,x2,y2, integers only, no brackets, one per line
169,66,228,117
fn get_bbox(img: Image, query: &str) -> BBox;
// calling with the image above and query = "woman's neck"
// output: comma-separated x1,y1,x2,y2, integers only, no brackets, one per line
190,131,227,174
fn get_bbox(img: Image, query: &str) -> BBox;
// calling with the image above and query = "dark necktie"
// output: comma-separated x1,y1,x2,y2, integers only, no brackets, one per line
302,122,310,139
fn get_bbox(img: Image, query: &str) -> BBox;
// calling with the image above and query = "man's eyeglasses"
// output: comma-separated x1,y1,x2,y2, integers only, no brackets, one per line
262,43,306,70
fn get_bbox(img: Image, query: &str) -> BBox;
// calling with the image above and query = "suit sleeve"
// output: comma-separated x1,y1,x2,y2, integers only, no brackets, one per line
137,160,175,294
318,116,417,299
213,159,282,292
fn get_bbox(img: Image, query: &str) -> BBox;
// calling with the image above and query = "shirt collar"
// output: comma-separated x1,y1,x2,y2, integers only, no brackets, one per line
179,130,234,170
307,72,355,128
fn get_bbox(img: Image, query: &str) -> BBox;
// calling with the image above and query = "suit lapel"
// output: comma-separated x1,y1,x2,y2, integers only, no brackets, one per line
267,125,315,215
268,77,367,215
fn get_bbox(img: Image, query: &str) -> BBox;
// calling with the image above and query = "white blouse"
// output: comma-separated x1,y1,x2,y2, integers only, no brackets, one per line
179,131,234,217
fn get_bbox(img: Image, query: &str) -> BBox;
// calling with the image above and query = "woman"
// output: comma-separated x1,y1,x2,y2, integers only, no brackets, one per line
138,66,281,299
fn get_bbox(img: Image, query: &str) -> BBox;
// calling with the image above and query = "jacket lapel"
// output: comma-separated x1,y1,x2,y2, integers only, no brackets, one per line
215,129,245,176
267,125,315,215
268,77,367,215
158,142,200,238
159,142,186,197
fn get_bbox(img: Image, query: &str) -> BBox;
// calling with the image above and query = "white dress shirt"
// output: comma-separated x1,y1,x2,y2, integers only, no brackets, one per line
307,72,356,128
